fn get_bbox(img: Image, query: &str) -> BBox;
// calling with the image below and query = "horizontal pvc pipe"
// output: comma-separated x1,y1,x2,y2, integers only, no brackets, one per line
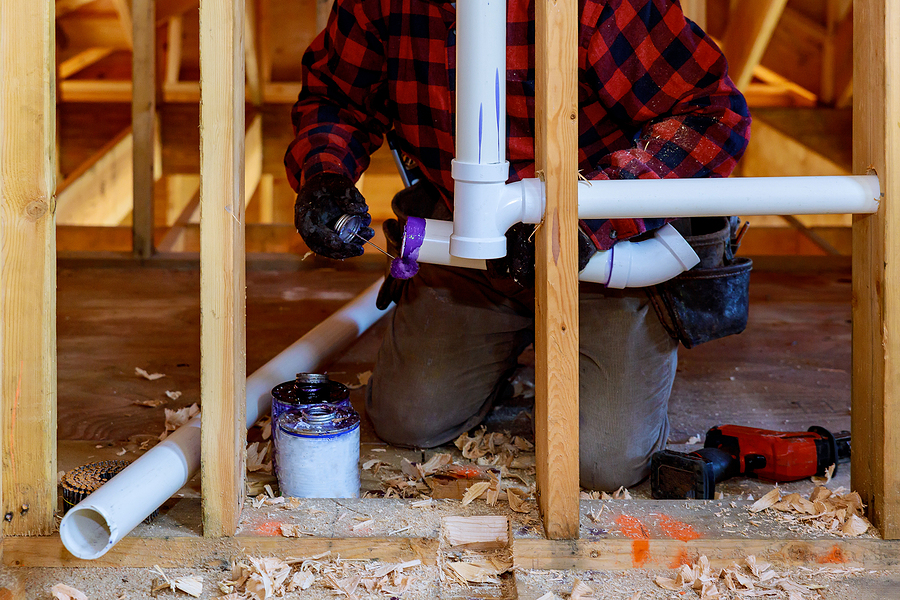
575,175,880,219
59,279,390,560
414,219,699,287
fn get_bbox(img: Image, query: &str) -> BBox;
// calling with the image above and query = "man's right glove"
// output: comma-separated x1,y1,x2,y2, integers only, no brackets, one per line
295,172,374,259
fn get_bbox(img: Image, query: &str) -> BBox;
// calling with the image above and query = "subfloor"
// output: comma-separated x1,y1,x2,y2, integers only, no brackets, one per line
5,255,892,599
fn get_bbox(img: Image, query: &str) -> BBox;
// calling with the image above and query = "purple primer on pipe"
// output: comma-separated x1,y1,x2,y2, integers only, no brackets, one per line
390,216,426,279
495,69,501,158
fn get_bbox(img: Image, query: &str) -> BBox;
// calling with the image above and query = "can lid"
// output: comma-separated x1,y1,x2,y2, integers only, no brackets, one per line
278,403,360,437
271,373,349,405
333,214,362,243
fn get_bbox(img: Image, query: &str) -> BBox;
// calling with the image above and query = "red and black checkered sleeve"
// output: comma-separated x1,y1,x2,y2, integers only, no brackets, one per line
579,0,752,248
284,0,392,192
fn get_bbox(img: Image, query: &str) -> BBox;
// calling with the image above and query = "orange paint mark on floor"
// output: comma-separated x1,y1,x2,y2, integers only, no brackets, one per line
817,545,847,564
632,539,650,567
616,514,649,539
670,546,693,568
255,521,283,536
657,514,702,542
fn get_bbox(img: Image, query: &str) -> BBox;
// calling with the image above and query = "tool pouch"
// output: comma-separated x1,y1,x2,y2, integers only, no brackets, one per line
648,217,752,349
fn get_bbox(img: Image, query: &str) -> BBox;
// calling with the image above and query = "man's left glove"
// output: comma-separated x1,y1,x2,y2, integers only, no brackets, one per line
488,223,598,288
295,172,374,259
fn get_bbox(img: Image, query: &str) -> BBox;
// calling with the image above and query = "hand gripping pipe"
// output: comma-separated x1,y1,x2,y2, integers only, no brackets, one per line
59,278,390,560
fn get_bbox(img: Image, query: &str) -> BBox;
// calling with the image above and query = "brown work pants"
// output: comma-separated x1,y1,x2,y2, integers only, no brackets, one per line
365,262,678,491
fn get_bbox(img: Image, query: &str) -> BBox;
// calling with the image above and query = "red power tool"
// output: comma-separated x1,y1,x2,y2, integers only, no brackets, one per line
650,425,851,499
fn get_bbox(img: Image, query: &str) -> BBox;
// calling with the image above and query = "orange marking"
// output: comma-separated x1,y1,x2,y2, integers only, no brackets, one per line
669,547,693,568
657,514,702,542
616,514,649,539
817,545,847,564
254,521,283,536
632,539,650,567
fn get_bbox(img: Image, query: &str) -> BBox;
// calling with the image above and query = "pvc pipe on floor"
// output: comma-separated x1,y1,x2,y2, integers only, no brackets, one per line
59,278,390,560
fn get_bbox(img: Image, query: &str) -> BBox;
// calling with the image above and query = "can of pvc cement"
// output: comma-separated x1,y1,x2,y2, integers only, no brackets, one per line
274,403,360,498
270,373,351,423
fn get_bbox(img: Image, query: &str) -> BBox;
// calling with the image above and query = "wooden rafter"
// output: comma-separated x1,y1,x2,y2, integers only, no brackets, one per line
722,0,789,90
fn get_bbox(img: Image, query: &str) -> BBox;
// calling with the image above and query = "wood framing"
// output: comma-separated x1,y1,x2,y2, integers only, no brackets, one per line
722,0,789,90
198,0,247,537
133,0,157,258
534,0,580,539
851,0,900,539
0,0,57,535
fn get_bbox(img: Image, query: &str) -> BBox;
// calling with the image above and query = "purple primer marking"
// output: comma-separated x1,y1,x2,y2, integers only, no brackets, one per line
495,69,501,158
478,104,484,163
390,216,426,279
605,246,614,287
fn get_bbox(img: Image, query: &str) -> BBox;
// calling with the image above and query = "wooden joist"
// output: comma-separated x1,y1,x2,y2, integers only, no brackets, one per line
721,0,789,90
851,0,900,539
534,0,580,539
198,0,247,537
1,0,57,536
132,0,157,257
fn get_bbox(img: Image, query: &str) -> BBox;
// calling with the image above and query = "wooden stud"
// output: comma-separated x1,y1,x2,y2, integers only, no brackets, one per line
721,0,789,90
851,0,900,539
198,0,247,537
165,15,185,85
680,0,707,30
534,0,580,539
0,0,57,535
245,0,263,106
132,0,157,258
58,47,116,80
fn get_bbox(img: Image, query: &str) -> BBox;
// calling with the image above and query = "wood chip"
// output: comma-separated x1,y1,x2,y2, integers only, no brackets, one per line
287,570,315,591
172,576,203,597
446,562,497,584
506,487,530,513
51,584,88,600
842,513,870,536
570,578,596,599
654,576,682,591
133,399,166,407
136,367,166,380
461,481,491,506
749,488,781,512
165,390,182,400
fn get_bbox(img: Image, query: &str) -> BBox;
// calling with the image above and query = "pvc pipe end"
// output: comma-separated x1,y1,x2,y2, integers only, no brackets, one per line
449,234,507,259
60,506,115,560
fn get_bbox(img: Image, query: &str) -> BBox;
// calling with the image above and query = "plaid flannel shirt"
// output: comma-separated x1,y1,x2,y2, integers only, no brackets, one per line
285,0,751,250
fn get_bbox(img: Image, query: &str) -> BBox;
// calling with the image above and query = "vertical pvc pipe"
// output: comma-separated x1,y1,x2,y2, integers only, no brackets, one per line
455,0,506,165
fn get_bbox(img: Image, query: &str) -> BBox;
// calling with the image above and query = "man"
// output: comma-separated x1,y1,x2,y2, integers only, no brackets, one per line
285,0,751,490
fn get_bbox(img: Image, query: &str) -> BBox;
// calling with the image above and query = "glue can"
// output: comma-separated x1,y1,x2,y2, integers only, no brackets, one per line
275,404,360,498
270,373,351,424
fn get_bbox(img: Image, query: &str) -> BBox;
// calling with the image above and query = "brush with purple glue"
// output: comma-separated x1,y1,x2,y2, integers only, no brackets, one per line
390,217,426,279
332,214,396,259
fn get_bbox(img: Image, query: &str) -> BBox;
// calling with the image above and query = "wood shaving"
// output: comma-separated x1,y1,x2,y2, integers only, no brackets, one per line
136,367,166,380
164,403,199,433
461,481,491,506
749,485,873,536
811,463,836,484
246,441,272,473
132,399,166,407
506,487,531,513
165,390,182,400
570,578,596,599
51,584,88,600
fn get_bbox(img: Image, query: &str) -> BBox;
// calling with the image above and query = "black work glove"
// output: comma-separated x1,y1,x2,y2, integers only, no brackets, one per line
375,218,409,310
295,172,374,260
487,223,597,288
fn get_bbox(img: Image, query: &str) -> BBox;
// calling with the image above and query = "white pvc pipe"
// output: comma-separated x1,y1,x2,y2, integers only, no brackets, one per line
59,278,390,560
575,175,880,219
450,0,511,259
578,224,700,288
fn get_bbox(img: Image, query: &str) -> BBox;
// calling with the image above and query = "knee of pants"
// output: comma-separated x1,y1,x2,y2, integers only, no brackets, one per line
579,451,652,491
578,421,668,491
366,376,482,449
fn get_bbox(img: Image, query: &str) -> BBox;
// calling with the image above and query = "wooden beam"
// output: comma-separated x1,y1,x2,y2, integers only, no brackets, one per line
110,0,134,48
165,14,185,85
56,0,100,18
59,79,133,102
1,0,57,536
534,0,580,539
244,0,262,105
133,0,157,258
680,0,707,30
851,0,900,539
721,0,789,90
263,82,303,104
199,0,246,537
58,47,115,79
742,83,816,108
56,128,135,225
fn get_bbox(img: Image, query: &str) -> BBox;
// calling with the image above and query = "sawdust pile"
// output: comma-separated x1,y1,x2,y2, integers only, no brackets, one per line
216,551,423,600
748,486,872,536
654,555,865,600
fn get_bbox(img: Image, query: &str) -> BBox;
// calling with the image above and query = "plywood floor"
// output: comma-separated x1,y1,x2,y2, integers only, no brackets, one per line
56,255,853,497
